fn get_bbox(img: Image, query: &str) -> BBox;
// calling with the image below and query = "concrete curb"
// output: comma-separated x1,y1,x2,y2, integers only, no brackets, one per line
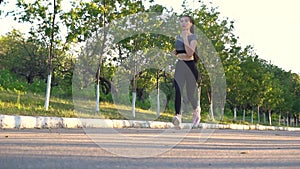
1,114,300,131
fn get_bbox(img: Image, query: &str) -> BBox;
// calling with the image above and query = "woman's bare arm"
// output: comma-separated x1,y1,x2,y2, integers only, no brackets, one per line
177,53,193,60
183,38,197,57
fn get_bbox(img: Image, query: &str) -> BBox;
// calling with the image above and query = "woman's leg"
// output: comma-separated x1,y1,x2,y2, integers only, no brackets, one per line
185,61,201,127
185,61,199,110
174,61,185,115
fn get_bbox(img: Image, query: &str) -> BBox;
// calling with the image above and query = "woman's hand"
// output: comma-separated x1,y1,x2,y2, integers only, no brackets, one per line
172,49,177,56
177,53,185,59
181,29,189,39
178,53,188,59
177,53,194,60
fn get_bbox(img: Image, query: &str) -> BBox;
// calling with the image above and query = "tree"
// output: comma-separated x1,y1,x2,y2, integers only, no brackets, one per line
263,75,283,125
292,74,300,126
0,30,48,84
66,0,168,115
12,0,70,110
110,11,176,119
180,2,235,121
237,47,268,124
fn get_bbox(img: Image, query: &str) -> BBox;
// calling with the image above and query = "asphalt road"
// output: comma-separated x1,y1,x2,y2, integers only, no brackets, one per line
0,128,299,169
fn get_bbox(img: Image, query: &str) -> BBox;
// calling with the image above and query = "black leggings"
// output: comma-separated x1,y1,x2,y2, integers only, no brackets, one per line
174,60,199,115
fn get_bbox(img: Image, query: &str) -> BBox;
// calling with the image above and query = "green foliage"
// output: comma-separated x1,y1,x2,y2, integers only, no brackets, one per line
0,70,28,92
0,30,48,83
100,92,113,103
0,0,299,126
27,79,47,94
63,0,147,42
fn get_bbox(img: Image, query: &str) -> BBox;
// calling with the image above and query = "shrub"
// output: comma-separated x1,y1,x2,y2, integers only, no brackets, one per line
27,79,46,94
0,70,28,92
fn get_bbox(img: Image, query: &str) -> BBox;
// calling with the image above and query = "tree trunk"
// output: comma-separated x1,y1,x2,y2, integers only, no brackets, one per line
207,91,214,121
221,107,224,121
242,108,246,122
44,73,52,111
197,87,201,107
278,111,281,126
233,107,237,122
163,73,171,111
44,0,57,111
131,62,137,118
156,88,160,117
263,112,266,124
210,101,214,121
251,109,254,124
296,115,298,127
197,84,201,109
95,84,100,112
293,114,296,126
132,92,136,118
268,109,272,126
286,112,289,127
156,70,160,117
95,0,107,113
257,105,260,124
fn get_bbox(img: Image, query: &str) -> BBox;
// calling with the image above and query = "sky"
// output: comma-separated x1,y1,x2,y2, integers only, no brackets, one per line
1,0,299,74
208,0,300,74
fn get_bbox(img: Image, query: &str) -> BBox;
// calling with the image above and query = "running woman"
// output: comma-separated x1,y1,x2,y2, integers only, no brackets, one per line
172,15,200,128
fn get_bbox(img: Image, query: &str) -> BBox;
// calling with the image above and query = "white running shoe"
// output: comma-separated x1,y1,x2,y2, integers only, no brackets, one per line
172,114,182,129
193,106,201,128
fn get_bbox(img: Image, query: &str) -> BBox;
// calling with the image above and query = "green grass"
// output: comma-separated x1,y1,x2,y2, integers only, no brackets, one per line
0,90,297,127
0,90,76,117
0,90,179,122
